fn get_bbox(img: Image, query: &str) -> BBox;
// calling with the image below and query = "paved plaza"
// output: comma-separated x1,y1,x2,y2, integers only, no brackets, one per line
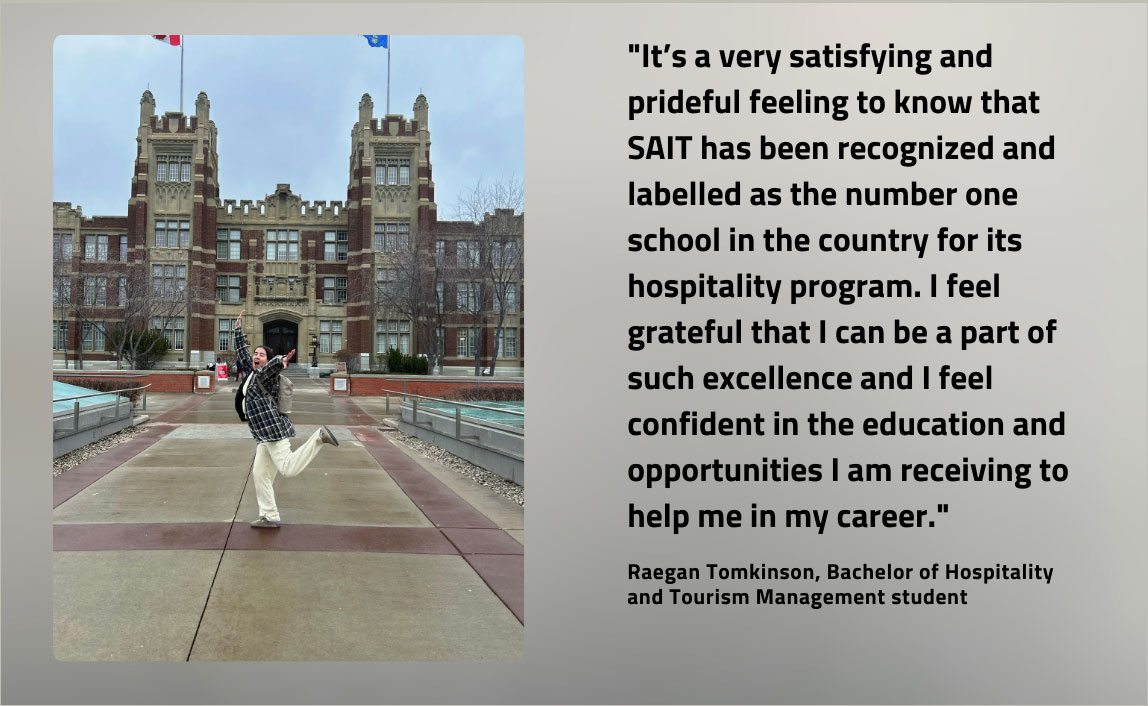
52,378,523,661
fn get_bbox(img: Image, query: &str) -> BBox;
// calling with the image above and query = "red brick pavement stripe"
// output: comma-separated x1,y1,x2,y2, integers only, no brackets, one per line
357,428,498,530
53,424,175,508
54,522,231,550
226,524,458,553
465,554,524,624
332,396,376,425
441,528,524,555
154,392,212,423
53,522,460,555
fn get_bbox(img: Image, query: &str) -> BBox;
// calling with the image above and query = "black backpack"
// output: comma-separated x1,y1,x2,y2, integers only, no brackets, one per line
235,378,247,422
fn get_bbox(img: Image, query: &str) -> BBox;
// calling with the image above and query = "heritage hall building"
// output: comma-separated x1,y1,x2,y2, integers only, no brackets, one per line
53,90,524,375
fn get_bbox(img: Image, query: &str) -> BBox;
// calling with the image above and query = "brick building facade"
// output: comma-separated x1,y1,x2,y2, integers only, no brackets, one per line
52,90,523,375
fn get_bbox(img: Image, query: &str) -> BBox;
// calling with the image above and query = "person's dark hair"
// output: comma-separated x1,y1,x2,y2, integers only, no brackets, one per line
255,344,275,359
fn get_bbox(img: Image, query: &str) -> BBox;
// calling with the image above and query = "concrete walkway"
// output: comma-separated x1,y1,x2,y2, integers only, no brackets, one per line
52,378,523,661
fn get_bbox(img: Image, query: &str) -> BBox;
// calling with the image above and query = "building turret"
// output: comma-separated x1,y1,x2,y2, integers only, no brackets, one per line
414,94,428,134
140,90,155,126
195,91,210,124
359,93,374,127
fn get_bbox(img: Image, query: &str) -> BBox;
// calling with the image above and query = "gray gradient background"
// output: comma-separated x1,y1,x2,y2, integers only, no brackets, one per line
2,3,1145,705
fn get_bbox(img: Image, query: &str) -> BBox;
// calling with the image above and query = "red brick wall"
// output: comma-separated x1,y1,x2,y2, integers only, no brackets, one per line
340,375,522,397
54,370,200,393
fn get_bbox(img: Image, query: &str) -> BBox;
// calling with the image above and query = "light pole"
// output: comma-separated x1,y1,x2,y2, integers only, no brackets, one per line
310,334,319,367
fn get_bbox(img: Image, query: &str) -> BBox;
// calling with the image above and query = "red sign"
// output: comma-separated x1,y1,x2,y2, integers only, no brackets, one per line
217,363,228,380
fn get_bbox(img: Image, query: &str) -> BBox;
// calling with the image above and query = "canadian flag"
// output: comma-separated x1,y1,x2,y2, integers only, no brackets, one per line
152,35,181,46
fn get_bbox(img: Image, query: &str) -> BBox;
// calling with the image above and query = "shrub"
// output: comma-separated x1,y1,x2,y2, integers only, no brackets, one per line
384,348,428,375
446,386,523,402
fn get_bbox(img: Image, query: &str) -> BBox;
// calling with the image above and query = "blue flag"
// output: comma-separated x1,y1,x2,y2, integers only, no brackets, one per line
364,35,388,48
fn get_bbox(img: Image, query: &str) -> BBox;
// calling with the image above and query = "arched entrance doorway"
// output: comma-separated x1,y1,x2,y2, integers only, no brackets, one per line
263,320,298,365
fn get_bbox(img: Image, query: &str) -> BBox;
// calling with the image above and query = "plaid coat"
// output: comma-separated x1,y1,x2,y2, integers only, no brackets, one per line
235,328,296,442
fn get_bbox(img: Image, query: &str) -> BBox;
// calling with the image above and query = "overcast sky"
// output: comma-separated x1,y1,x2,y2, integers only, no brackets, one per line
53,34,523,219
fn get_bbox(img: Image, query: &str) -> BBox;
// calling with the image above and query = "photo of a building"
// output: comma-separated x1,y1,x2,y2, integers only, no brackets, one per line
49,35,525,663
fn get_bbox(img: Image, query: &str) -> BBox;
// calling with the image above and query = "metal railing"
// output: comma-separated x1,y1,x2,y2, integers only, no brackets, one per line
52,384,152,435
391,391,524,439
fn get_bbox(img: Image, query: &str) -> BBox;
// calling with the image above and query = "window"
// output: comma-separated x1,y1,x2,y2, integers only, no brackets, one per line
373,222,410,252
218,318,232,351
54,276,71,306
457,282,481,312
84,234,108,261
374,158,411,185
492,241,518,267
156,154,191,183
82,322,105,352
496,283,518,313
54,233,73,261
376,320,411,354
436,282,445,311
435,327,445,357
456,327,480,358
265,230,298,261
319,320,342,353
324,230,348,261
153,265,186,298
496,328,518,358
119,235,129,262
435,239,445,265
53,321,68,350
217,229,242,260
376,268,397,299
217,275,240,303
456,240,481,268
323,277,347,304
153,316,185,350
83,276,107,306
155,218,190,248
119,277,127,307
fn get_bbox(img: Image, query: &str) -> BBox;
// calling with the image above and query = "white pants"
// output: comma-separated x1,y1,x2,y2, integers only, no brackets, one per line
252,428,325,522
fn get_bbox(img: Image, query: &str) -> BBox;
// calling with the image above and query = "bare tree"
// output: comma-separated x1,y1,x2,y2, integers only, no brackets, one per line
54,254,124,370
58,257,212,370
452,175,524,375
111,264,207,369
483,208,524,375
52,237,75,368
372,242,447,372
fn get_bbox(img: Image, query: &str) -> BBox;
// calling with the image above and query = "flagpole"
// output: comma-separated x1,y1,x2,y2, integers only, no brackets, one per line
180,39,184,114
386,40,391,114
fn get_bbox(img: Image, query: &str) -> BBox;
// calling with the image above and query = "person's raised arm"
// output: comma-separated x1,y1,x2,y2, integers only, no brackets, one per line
234,309,253,370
